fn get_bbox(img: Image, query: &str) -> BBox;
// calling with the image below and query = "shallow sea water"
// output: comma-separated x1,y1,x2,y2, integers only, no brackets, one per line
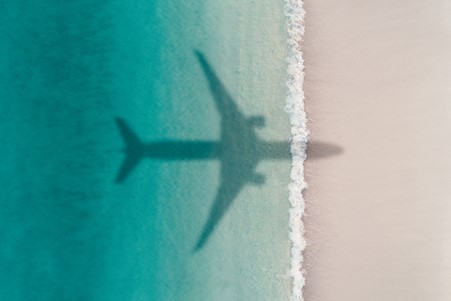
0,1,291,300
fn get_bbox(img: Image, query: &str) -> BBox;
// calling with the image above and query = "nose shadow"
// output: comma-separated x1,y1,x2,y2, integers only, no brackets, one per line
307,141,343,160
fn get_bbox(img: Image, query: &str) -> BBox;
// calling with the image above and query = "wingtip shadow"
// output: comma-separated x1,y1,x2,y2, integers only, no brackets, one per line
193,49,204,61
192,244,202,254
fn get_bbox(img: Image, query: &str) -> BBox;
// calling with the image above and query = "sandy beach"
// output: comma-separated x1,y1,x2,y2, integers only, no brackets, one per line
303,1,451,300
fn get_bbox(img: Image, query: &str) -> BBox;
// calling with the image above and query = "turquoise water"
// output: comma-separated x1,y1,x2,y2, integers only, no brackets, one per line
0,1,291,300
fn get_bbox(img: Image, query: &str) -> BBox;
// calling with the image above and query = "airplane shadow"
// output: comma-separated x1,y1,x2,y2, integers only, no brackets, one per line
114,51,343,252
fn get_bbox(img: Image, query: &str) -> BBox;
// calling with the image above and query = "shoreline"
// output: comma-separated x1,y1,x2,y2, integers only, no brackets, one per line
284,0,307,300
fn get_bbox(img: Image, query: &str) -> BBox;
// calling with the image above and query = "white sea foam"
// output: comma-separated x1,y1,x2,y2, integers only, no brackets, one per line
284,1,307,300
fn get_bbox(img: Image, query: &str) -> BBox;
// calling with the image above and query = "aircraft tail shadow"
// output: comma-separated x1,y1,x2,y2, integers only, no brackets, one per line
115,118,144,183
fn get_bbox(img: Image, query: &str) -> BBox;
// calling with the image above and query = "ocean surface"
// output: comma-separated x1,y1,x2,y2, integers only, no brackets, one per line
0,1,294,300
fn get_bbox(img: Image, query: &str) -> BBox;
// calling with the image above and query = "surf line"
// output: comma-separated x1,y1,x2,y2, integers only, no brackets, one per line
284,1,307,300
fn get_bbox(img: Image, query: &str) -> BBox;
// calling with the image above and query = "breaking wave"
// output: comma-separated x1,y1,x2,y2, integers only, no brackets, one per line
284,1,307,300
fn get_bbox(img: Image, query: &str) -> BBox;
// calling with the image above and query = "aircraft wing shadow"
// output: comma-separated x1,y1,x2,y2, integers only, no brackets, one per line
194,50,245,125
193,51,258,251
193,175,244,251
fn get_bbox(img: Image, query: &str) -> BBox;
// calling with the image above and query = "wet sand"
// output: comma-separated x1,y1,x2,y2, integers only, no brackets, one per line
303,1,451,300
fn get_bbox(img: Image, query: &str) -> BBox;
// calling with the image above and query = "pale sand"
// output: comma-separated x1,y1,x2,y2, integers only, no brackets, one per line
303,1,451,300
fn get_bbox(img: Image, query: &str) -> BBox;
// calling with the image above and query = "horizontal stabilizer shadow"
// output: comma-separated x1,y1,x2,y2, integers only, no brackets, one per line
115,118,144,183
